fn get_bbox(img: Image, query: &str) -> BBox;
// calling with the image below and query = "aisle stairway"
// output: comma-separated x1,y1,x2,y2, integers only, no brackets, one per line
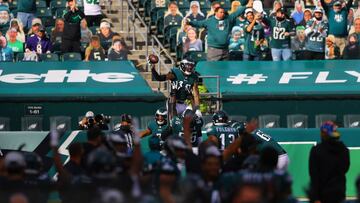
101,0,173,95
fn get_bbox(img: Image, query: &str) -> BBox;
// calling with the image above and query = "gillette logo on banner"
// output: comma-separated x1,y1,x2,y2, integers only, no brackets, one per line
0,70,135,84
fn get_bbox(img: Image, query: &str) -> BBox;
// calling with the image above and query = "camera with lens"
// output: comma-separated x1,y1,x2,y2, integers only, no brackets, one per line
95,114,111,130
87,117,95,128
78,111,111,130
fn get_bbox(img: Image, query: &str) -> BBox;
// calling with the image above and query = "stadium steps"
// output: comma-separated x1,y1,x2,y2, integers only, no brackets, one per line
140,72,170,96
103,0,174,94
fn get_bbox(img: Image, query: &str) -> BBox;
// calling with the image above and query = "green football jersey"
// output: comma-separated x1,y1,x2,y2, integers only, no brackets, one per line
243,21,265,56
147,120,168,141
170,116,203,147
250,129,286,155
206,124,238,150
264,16,294,49
170,68,198,102
305,19,328,53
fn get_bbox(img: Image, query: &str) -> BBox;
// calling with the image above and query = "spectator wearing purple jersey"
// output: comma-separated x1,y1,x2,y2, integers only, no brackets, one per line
25,25,52,54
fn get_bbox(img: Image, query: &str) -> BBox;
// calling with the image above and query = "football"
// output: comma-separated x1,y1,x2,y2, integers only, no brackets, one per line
148,54,159,64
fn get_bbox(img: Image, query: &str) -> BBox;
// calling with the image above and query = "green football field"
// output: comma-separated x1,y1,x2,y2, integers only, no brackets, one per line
281,143,359,198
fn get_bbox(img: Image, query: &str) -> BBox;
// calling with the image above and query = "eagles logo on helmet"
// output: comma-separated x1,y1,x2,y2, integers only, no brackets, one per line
155,108,168,125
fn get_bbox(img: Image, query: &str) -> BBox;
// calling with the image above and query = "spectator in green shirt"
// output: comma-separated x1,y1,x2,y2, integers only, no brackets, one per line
188,0,251,61
243,8,265,61
6,28,24,53
12,0,36,31
261,7,295,61
320,0,353,55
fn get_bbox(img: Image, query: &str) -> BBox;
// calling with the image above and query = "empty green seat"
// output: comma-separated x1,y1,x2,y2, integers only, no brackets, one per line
199,0,210,10
177,0,190,8
0,117,10,131
50,116,72,132
219,0,231,9
343,115,360,128
50,0,66,12
9,0,17,11
183,51,207,62
36,0,47,8
21,117,43,131
62,52,82,61
258,114,280,128
36,7,52,17
151,8,166,26
287,114,308,128
40,53,59,61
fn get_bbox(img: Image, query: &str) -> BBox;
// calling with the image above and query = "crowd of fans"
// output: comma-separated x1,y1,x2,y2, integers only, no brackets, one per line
150,0,360,61
0,108,357,203
0,0,129,62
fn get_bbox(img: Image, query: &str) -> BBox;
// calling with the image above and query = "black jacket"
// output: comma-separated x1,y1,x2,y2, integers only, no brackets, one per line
62,8,85,41
343,43,360,59
309,139,350,203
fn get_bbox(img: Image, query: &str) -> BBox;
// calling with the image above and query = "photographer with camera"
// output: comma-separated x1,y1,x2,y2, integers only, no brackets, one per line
78,111,97,130
78,111,110,130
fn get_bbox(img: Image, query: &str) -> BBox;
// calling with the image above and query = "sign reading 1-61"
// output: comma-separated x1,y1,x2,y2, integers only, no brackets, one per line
86,0,99,4
25,105,43,116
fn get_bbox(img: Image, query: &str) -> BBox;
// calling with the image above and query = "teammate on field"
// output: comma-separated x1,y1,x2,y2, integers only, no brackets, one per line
230,120,289,170
162,109,203,147
140,108,169,141
149,58,201,120
206,110,239,151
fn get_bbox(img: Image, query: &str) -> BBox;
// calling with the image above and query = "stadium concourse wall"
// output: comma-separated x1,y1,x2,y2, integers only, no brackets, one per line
197,60,360,127
0,129,359,199
0,61,165,130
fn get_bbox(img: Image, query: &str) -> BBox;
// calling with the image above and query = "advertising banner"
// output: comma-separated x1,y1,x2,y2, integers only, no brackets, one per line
197,60,360,98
